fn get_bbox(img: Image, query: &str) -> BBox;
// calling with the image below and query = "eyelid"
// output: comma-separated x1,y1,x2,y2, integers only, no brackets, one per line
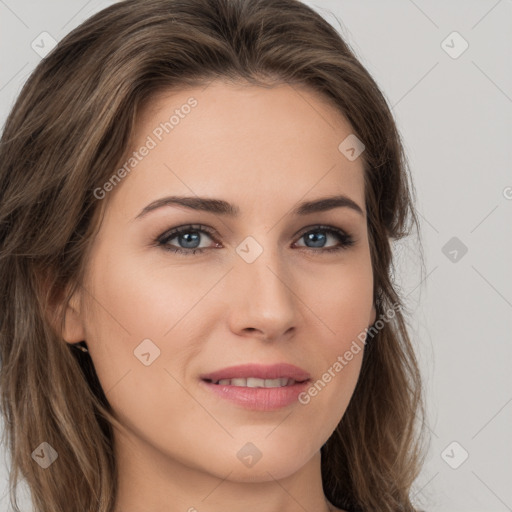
157,223,219,242
294,223,349,238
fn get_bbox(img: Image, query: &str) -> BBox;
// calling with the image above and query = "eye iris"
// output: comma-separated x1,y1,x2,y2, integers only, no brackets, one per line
179,231,200,248
305,231,326,248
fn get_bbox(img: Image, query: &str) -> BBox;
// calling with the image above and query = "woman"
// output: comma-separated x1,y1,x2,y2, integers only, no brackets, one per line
0,1,428,511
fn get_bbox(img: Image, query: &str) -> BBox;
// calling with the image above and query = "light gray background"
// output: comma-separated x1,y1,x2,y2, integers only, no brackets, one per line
1,1,511,511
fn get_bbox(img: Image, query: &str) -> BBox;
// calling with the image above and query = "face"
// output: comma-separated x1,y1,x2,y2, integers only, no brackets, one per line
63,80,376,484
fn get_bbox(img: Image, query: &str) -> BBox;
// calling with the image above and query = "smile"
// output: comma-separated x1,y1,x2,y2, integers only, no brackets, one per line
206,377,300,387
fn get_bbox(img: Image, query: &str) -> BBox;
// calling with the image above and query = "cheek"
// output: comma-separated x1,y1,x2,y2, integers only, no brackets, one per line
303,255,374,345
298,256,372,412
80,248,223,394
80,255,202,437
85,247,221,339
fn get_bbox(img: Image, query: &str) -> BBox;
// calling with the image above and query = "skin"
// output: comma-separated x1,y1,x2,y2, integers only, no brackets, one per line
61,80,376,512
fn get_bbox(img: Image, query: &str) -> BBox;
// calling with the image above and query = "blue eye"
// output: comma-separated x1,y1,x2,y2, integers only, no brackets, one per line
156,224,355,256
295,226,355,253
157,224,218,255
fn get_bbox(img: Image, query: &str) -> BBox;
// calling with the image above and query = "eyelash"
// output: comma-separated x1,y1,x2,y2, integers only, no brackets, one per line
156,223,355,256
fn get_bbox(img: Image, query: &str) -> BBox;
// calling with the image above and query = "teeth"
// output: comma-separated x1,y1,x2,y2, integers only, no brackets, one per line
214,377,296,387
261,378,285,388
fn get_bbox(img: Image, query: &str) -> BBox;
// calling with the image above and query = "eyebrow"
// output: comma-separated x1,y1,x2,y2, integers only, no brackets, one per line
134,194,365,220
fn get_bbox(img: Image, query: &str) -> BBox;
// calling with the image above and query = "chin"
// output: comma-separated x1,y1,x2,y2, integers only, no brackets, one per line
203,440,317,483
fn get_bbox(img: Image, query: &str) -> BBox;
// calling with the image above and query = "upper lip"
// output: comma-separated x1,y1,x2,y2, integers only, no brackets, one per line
200,363,311,382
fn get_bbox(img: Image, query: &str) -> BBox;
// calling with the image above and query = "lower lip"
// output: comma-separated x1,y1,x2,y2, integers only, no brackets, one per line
200,379,310,411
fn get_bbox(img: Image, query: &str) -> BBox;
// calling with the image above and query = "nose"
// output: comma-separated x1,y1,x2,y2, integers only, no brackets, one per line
226,243,299,342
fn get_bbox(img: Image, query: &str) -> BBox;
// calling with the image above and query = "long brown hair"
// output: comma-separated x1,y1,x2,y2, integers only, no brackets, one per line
0,1,428,511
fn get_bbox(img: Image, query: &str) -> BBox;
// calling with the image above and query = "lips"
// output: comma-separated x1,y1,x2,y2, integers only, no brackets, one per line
199,363,312,411
200,363,311,384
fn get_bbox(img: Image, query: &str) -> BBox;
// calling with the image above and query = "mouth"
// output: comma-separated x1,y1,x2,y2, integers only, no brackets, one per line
199,363,311,411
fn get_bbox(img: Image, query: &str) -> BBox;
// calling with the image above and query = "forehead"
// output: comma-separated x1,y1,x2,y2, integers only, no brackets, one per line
108,80,366,219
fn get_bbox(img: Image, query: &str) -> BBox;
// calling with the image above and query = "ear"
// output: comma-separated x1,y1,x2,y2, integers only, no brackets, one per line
60,288,86,344
35,266,86,344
